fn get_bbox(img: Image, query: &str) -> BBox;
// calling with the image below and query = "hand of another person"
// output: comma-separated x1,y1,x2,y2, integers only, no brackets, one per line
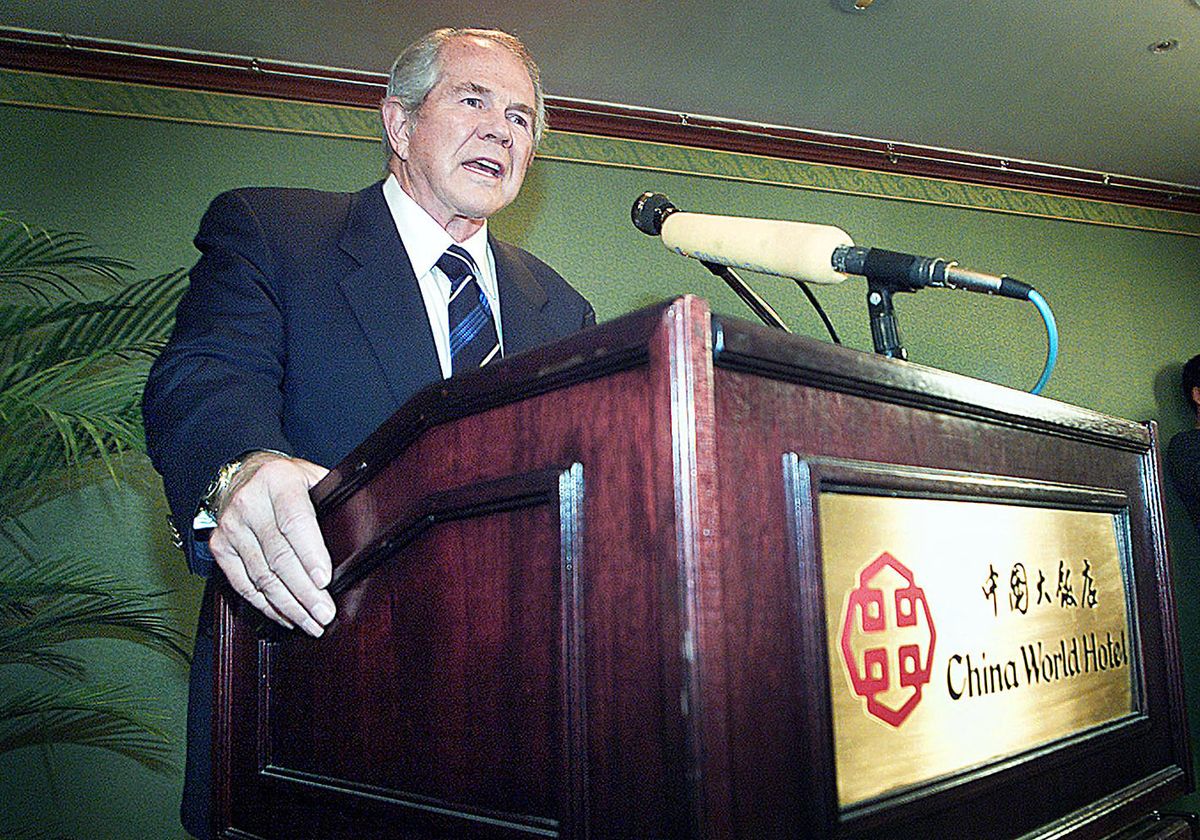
208,451,335,636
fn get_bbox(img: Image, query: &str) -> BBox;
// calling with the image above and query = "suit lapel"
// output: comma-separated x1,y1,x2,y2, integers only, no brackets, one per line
337,182,441,402
491,236,553,357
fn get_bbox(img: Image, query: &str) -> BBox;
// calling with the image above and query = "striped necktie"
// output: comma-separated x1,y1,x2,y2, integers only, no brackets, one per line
436,244,501,373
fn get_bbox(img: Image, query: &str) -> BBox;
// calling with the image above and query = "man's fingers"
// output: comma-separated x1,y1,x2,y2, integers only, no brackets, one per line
256,598,290,628
212,522,325,636
259,460,334,592
259,524,335,625
209,529,294,630
289,458,333,589
253,566,326,636
214,502,329,636
210,455,338,635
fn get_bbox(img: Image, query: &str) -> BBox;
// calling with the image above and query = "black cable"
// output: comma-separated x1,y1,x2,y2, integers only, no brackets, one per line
792,279,841,345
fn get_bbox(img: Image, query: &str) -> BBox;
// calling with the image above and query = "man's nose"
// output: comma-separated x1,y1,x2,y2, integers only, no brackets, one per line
479,112,513,147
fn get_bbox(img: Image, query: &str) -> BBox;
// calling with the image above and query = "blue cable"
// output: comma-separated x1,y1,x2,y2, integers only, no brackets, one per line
1028,289,1058,395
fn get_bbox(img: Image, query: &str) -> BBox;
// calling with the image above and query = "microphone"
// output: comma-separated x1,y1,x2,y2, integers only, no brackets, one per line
831,245,1034,300
632,192,853,285
632,192,1034,300
630,192,1054,374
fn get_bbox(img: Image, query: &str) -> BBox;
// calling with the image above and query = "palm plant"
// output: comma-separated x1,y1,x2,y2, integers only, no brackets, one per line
0,212,191,836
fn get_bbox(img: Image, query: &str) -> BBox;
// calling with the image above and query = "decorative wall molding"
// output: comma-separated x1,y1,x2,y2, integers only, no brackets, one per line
4,26,1200,229
0,28,387,108
536,134,1200,238
546,99,1200,216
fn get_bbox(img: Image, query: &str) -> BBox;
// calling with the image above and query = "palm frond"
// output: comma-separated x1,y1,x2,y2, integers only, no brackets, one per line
0,684,175,773
45,269,185,356
0,557,191,670
0,646,88,681
0,266,187,503
0,299,121,344
0,215,190,810
0,220,186,510
0,270,187,379
0,218,131,303
0,353,152,495
0,517,37,558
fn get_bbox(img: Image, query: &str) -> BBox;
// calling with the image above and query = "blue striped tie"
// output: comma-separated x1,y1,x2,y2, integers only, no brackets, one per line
437,244,501,373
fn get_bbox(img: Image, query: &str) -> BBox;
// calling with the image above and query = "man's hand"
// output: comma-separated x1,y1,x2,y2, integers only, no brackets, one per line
208,451,335,636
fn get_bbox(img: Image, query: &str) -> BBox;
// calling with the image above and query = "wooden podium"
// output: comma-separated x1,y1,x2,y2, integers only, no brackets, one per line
214,296,1192,839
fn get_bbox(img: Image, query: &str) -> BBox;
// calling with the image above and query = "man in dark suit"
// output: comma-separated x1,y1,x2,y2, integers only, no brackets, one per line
142,27,593,839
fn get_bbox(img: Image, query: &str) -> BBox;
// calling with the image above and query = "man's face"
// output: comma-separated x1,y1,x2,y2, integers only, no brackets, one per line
385,37,537,238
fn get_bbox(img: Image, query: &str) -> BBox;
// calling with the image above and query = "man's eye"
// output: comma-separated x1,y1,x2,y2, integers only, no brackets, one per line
462,97,483,108
508,113,529,129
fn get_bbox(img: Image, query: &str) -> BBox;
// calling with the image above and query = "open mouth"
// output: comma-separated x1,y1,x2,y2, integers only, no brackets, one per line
463,158,504,178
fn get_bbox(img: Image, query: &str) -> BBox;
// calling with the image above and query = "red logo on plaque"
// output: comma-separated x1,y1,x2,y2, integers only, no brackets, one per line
840,552,936,727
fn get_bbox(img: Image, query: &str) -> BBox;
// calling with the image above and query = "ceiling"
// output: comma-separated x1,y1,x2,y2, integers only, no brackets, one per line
4,0,1200,187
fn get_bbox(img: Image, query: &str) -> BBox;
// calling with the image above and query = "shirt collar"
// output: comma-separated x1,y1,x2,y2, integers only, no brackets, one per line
382,174,490,280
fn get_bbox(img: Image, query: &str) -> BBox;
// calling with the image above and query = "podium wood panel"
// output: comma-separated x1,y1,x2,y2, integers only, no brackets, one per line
214,296,1191,839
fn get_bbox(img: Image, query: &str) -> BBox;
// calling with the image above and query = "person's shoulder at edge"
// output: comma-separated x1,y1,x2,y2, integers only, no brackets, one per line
1167,427,1200,463
201,183,370,225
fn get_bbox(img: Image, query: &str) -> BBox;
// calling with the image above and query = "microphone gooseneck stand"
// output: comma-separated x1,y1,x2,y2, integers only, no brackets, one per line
835,246,938,359
851,249,1059,396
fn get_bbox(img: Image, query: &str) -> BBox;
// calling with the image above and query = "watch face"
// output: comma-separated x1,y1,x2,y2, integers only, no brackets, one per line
203,459,243,518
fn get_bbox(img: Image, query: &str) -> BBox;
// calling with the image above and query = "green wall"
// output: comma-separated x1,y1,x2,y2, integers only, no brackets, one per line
2,69,1199,836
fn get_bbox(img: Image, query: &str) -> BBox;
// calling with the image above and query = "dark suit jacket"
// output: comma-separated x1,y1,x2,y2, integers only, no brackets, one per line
141,180,594,839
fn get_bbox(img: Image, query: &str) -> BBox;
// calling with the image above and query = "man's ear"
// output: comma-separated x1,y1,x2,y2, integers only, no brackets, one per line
1191,385,1200,412
380,97,413,160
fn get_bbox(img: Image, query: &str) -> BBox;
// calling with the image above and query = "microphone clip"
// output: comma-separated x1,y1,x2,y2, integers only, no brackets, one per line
866,280,908,360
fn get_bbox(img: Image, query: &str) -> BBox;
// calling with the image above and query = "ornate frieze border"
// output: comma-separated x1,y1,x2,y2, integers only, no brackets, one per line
2,28,1198,236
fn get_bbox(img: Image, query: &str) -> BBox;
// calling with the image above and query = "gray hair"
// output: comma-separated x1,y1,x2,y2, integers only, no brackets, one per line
383,27,546,160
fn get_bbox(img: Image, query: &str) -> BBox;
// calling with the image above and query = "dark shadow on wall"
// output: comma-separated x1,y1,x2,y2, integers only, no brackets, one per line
1155,362,1191,433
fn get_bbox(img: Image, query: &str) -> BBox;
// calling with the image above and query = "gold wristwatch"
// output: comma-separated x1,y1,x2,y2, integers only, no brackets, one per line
197,457,245,525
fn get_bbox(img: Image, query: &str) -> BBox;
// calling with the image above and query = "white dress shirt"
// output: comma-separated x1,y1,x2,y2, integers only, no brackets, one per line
382,174,504,380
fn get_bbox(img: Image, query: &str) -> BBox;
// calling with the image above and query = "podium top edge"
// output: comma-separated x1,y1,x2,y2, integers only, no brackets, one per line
311,297,1149,511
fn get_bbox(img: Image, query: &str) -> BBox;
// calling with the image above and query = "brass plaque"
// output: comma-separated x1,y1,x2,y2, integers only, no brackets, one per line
820,492,1135,807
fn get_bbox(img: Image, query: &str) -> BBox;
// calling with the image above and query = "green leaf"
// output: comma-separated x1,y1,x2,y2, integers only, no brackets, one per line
0,557,191,670
0,218,131,303
0,353,152,499
0,265,187,510
0,214,190,790
0,270,187,380
0,684,176,774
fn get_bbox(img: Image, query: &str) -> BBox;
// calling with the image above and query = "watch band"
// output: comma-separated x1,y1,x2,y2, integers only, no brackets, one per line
193,448,291,531
197,457,245,527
